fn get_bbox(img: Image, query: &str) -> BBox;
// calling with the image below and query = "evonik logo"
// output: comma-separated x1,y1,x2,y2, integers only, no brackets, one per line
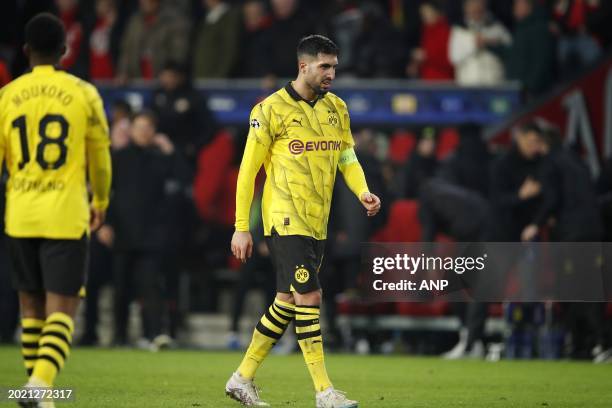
288,140,341,155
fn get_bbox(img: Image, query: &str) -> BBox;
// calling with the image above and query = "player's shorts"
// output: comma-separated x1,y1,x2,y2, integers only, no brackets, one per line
266,228,325,294
7,234,89,296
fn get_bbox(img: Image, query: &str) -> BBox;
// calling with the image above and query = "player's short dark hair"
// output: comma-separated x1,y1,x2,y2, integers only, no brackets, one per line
25,13,66,58
297,35,339,59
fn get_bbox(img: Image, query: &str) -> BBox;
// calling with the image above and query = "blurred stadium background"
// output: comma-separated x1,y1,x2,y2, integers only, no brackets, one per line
1,0,612,368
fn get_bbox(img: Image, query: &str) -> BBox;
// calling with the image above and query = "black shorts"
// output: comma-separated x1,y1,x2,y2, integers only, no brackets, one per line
266,229,325,294
7,234,89,296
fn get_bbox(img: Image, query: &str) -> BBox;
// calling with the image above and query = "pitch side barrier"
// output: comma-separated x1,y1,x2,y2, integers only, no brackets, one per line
95,79,521,126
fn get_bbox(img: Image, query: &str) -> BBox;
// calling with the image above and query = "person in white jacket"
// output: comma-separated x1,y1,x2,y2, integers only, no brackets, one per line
449,0,512,86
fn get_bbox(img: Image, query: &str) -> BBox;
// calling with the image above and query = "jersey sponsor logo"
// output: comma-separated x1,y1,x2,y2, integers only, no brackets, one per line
250,118,261,128
295,266,310,284
291,118,303,126
288,139,341,155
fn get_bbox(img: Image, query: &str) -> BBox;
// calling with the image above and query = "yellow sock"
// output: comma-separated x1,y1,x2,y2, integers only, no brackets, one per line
21,318,45,377
295,305,332,392
32,312,74,386
237,299,295,380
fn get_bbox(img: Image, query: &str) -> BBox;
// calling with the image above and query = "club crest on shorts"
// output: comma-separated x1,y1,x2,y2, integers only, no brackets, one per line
295,265,310,284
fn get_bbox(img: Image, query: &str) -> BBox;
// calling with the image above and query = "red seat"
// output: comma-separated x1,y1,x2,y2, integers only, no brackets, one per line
372,200,422,243
395,301,450,316
388,130,416,164
436,127,460,160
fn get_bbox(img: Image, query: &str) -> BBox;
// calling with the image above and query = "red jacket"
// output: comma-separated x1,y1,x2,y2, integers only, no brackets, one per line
420,17,454,80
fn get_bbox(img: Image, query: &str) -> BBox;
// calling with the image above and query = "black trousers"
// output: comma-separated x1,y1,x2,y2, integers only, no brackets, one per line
113,250,165,342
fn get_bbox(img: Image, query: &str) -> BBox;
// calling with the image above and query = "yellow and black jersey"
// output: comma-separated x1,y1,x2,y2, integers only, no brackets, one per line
235,82,369,240
0,65,111,239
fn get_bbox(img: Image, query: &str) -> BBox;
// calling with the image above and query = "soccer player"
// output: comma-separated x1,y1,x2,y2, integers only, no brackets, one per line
0,13,111,406
225,35,381,408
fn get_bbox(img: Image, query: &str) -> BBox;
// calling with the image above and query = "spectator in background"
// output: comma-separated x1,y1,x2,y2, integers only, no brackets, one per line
151,61,217,168
89,0,120,80
526,124,604,360
438,123,492,196
110,100,133,150
449,0,512,85
402,127,438,199
353,2,405,78
237,0,273,78
521,123,602,243
101,111,181,349
57,0,86,77
266,0,313,78
192,0,241,79
407,0,453,80
502,0,556,99
585,0,612,51
117,0,190,80
552,0,602,79
490,121,544,241
432,123,494,360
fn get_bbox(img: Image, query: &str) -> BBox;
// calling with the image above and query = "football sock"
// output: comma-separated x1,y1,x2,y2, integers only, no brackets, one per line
237,299,295,380
21,318,44,377
32,312,74,386
295,305,332,392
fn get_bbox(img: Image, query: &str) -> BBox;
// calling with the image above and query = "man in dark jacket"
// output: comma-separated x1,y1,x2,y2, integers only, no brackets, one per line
501,0,557,98
151,62,217,170
103,111,182,348
490,121,544,241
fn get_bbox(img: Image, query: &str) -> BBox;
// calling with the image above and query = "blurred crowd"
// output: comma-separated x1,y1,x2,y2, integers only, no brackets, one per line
0,0,611,360
1,0,612,97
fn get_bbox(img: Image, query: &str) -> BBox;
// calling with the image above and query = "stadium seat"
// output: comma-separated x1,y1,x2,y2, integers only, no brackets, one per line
371,199,422,242
193,131,236,224
388,130,416,164
395,301,450,316
436,127,460,160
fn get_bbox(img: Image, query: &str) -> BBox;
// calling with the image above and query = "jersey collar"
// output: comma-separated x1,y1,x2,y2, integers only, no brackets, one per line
31,65,58,74
285,82,326,108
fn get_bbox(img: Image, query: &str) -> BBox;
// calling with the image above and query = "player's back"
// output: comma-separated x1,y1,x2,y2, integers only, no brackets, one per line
0,65,108,239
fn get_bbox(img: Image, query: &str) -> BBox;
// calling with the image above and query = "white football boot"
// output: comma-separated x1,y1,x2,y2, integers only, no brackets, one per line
225,372,270,406
316,387,358,408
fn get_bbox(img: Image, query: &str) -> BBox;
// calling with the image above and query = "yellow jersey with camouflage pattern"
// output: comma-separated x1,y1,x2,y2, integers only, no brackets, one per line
235,82,369,240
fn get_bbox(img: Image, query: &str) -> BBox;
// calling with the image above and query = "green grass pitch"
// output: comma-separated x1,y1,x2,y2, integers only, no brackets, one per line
0,346,611,407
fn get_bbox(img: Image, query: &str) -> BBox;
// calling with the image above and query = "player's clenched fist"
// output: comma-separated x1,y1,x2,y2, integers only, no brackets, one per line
231,231,253,263
360,192,382,217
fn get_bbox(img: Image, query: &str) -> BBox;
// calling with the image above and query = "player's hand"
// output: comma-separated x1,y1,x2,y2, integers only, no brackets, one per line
90,208,106,232
360,192,381,217
231,231,253,263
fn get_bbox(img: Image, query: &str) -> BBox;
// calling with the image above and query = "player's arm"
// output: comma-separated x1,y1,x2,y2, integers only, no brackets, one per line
338,149,380,217
336,98,381,217
84,83,112,231
232,104,274,262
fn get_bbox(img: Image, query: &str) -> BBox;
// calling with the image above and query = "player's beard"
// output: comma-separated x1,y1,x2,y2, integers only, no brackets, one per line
306,77,330,95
